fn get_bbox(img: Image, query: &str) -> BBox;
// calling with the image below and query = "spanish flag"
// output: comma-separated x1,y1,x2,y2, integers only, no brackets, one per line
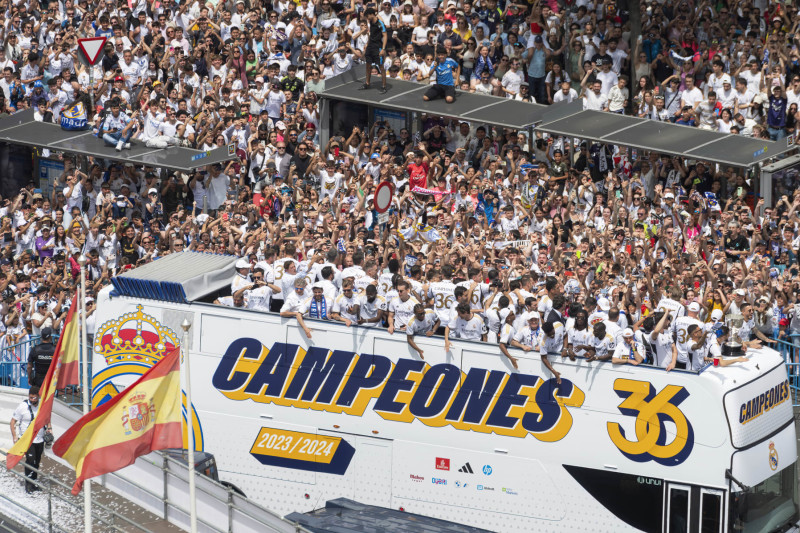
6,297,80,470
53,348,183,495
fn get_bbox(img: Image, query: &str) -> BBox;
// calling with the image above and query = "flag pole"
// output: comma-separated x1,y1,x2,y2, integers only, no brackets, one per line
181,319,196,533
77,255,92,533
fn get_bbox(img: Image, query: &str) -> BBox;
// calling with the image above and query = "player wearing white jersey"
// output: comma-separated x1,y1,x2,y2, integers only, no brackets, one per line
271,251,299,311
331,280,360,326
428,277,457,326
585,322,616,361
672,302,704,369
406,304,440,359
566,309,592,358
357,285,386,327
648,311,677,370
387,281,419,333
496,308,519,369
354,275,376,295
445,303,487,352
233,269,281,312
511,312,544,351
377,272,395,296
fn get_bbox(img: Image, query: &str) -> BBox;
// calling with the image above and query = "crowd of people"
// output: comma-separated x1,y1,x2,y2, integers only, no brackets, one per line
0,0,799,390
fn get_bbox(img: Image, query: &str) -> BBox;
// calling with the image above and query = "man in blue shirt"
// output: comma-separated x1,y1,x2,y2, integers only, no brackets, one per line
675,106,696,127
423,49,460,104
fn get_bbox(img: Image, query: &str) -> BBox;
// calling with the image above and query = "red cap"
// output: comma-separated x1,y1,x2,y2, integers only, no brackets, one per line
114,76,124,82
780,318,790,327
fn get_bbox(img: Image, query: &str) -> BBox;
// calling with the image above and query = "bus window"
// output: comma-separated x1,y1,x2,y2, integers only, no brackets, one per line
700,489,723,533
730,462,798,533
666,484,690,533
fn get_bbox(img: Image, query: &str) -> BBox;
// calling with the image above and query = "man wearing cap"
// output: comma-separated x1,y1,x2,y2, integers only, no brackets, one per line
34,225,55,261
589,296,611,326
27,326,56,387
511,311,544,352
612,328,645,366
231,258,252,293
301,282,333,325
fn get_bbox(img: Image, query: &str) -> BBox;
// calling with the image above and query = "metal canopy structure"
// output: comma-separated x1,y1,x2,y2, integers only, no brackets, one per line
319,72,793,168
320,70,571,130
111,251,237,303
0,109,237,172
537,106,791,168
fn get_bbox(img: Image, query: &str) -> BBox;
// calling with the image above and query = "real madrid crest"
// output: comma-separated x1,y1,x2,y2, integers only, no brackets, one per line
769,441,779,471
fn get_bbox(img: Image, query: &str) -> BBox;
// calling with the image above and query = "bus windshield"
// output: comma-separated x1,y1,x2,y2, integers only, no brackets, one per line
730,462,798,533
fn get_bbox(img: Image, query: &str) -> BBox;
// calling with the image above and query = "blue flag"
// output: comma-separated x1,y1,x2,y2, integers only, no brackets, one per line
60,102,89,131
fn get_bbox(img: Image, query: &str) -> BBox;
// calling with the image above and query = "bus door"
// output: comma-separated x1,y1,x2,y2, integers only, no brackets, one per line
665,483,691,533
664,483,726,533
698,488,724,533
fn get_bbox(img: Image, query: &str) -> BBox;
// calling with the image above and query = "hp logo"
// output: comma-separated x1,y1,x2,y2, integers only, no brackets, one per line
482,465,492,475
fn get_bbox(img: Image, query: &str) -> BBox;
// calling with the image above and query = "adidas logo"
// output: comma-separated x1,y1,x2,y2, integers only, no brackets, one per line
458,463,474,474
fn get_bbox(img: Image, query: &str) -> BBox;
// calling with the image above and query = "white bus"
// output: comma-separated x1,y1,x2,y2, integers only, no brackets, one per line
91,255,798,533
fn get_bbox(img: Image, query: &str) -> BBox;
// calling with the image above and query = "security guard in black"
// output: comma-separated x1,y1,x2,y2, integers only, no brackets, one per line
27,327,56,387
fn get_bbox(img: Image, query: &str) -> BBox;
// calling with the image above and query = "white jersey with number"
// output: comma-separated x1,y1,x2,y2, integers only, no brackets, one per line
272,257,298,299
672,316,704,364
428,280,456,323
589,333,616,358
353,276,376,295
377,273,395,296
456,280,488,313
408,279,425,302
656,297,686,320
254,260,275,283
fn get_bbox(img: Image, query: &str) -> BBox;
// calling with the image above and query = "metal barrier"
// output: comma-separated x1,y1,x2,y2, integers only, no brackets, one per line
49,399,308,533
0,449,154,533
771,333,800,407
0,336,41,388
0,335,89,409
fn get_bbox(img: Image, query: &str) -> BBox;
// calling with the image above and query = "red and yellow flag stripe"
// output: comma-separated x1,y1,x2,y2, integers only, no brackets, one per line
6,297,79,470
53,347,183,495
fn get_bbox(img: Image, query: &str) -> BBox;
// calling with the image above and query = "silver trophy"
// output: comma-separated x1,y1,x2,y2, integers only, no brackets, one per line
722,314,744,356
